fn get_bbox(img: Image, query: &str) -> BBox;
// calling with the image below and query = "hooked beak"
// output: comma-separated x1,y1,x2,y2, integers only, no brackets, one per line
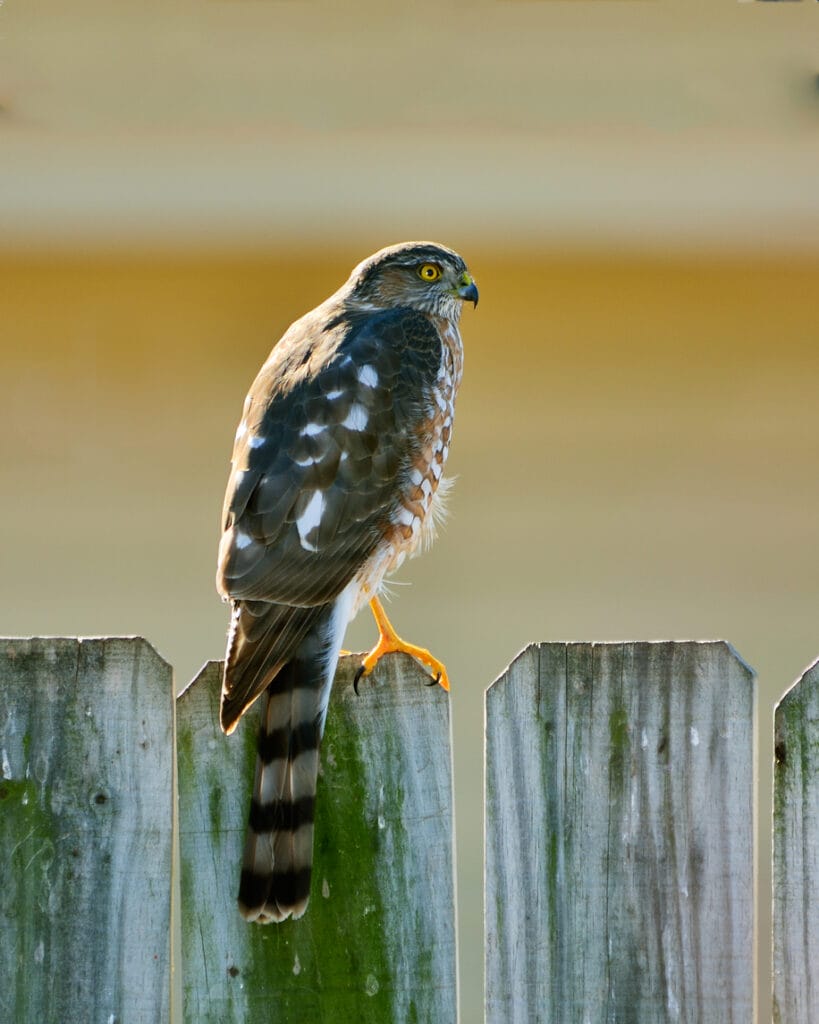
457,273,479,308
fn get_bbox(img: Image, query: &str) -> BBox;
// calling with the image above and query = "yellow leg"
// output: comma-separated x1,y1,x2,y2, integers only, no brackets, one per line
355,596,450,692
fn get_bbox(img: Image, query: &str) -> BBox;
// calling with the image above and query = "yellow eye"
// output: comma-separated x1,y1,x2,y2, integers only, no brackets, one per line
418,263,442,282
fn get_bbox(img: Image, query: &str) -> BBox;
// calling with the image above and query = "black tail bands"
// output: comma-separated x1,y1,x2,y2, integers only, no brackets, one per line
238,670,322,923
239,866,313,924
248,793,316,833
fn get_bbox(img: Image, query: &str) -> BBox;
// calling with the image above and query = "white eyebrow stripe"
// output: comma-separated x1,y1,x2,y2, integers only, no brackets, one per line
341,404,368,431
357,365,378,388
296,490,325,552
301,422,325,437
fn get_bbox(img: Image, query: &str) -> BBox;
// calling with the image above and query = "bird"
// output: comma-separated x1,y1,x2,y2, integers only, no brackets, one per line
215,240,478,923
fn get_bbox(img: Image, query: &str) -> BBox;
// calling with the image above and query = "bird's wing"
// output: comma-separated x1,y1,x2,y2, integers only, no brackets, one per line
216,305,443,608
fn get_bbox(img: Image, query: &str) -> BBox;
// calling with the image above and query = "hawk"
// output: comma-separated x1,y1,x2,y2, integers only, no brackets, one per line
216,241,478,923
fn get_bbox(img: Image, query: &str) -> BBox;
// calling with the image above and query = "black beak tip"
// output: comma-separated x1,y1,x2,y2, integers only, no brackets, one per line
460,282,479,308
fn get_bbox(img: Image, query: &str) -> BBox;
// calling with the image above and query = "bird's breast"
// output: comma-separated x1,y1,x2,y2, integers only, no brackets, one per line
354,320,463,607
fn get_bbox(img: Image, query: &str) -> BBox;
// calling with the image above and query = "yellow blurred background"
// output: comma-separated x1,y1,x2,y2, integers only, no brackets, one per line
4,249,818,1019
3,2,819,1021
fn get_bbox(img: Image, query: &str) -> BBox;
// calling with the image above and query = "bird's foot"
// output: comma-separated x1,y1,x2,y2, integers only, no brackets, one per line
353,596,450,695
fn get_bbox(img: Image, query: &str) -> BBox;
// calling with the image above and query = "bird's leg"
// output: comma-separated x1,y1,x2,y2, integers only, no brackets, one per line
353,595,450,694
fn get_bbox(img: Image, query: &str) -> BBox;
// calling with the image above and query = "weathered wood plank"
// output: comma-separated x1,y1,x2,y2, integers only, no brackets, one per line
177,652,457,1024
485,641,755,1024
0,637,173,1024
773,657,819,1023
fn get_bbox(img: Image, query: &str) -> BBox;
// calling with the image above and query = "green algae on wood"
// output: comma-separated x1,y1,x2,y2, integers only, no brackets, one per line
0,637,173,1024
773,657,819,1024
485,641,755,1024
176,653,457,1024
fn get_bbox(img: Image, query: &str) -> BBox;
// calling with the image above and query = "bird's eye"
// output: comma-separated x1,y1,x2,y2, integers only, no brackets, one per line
418,263,442,282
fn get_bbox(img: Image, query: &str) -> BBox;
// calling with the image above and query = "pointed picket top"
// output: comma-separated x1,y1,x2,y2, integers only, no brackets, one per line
176,652,458,1024
773,656,819,1023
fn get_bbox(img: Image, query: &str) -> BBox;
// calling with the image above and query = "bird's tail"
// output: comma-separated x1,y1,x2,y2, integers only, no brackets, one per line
237,661,319,921
230,598,349,923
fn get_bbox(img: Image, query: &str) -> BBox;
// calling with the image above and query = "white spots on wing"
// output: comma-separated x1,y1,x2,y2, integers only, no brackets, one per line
297,490,325,552
689,726,700,747
325,389,344,400
301,422,325,437
339,451,349,462
409,467,423,486
293,454,318,467
433,388,448,414
247,434,266,449
430,460,443,481
342,404,368,432
235,530,253,551
234,421,247,441
420,478,433,500
357,365,378,388
395,506,415,527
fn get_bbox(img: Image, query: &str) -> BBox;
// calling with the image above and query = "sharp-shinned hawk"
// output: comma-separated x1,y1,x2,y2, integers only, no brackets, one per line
216,241,478,922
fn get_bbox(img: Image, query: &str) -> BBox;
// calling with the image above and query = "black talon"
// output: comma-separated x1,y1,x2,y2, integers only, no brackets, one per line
353,664,366,696
424,671,440,688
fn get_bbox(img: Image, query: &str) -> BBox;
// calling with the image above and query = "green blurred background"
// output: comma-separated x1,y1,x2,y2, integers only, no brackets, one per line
3,3,818,1021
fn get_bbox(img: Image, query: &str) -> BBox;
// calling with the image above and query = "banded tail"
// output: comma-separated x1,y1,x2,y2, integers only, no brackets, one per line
221,594,351,923
239,661,321,922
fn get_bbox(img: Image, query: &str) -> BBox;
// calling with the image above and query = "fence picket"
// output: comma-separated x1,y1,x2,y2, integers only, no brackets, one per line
773,657,819,1023
0,637,173,1024
6,633,817,1020
485,641,755,1024
176,652,457,1024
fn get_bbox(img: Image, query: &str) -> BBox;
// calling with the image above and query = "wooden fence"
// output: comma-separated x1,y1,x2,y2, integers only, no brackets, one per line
0,636,816,1023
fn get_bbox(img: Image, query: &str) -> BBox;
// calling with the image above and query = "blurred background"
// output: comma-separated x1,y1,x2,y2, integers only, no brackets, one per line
2,2,818,1020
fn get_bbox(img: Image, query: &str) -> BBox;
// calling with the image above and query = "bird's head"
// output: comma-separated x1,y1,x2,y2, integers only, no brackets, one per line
344,241,478,320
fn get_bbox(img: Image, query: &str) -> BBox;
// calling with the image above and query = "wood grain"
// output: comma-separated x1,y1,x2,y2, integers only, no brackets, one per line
177,652,457,1024
773,657,819,1023
0,637,173,1024
485,641,755,1024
